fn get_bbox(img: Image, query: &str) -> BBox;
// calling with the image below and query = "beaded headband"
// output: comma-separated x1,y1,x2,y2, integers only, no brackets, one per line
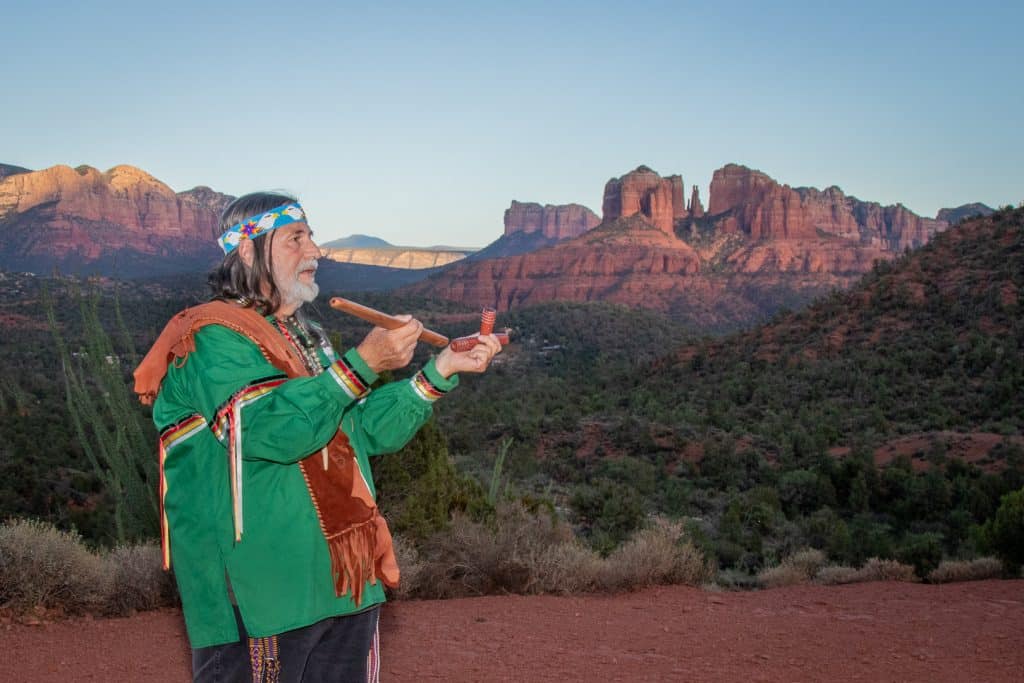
218,202,306,254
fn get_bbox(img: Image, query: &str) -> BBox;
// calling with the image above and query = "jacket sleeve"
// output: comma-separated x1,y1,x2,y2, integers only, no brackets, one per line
341,358,459,457
162,324,379,464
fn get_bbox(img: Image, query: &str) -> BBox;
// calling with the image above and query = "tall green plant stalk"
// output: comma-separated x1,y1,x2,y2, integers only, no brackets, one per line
488,438,513,505
46,285,158,543
0,376,32,415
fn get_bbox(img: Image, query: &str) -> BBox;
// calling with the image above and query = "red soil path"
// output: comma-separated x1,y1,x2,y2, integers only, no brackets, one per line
2,580,1022,682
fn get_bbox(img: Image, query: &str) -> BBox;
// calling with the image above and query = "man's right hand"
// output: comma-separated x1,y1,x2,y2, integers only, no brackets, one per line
355,315,423,373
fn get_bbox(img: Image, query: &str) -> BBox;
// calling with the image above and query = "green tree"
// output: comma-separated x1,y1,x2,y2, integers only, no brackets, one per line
570,479,645,554
848,472,871,513
896,531,943,577
981,486,1024,572
372,417,487,541
778,469,836,515
801,507,851,560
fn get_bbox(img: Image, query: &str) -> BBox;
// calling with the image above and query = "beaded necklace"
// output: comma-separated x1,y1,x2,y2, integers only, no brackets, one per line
273,315,323,376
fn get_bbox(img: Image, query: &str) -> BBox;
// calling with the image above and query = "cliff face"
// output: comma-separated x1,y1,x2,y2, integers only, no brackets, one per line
503,201,600,240
0,164,231,274
405,164,964,327
601,166,686,236
705,164,946,249
320,246,469,269
412,216,705,311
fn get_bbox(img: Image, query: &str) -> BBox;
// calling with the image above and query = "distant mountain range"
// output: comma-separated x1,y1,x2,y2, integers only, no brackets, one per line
321,234,394,249
0,164,31,181
0,161,997,326
319,232,474,270
0,166,478,278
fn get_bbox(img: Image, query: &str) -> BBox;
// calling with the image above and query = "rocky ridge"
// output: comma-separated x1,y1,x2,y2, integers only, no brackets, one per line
504,200,601,241
0,164,31,181
406,164,992,327
0,164,232,275
319,246,470,269
705,164,944,249
936,203,996,225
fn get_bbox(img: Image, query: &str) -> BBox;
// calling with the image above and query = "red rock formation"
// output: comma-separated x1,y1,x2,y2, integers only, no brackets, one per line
671,176,686,220
406,163,961,326
407,216,703,311
503,201,600,240
601,166,684,236
0,164,231,272
688,185,704,218
706,164,946,249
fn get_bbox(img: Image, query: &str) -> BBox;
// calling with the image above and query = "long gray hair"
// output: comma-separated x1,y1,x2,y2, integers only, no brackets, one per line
208,191,298,315
207,192,325,345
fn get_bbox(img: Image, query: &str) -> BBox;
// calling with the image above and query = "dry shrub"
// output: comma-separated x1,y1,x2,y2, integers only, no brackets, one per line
785,548,827,576
814,559,917,585
927,557,1003,584
599,519,713,592
0,519,108,614
104,543,177,615
758,548,828,588
389,534,425,600
814,565,860,585
855,557,918,583
758,563,810,589
712,568,761,591
413,509,713,599
531,540,601,595
417,502,575,598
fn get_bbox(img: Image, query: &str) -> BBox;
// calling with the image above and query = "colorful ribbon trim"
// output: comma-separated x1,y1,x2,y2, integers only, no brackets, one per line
157,414,207,570
211,376,288,441
410,370,447,402
249,635,281,683
210,376,287,541
327,357,371,400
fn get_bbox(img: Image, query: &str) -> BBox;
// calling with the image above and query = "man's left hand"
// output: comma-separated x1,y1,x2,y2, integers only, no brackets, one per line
434,334,503,378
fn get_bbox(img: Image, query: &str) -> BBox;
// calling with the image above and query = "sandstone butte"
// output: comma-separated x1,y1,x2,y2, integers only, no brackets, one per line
404,164,968,325
0,164,230,273
503,200,601,241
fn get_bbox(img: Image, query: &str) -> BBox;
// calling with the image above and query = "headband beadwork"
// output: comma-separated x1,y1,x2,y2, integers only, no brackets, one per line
218,203,306,254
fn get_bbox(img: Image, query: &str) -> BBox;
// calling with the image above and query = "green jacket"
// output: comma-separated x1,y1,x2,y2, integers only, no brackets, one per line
152,321,456,648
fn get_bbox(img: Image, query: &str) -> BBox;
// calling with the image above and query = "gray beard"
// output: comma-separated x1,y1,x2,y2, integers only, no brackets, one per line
280,277,319,308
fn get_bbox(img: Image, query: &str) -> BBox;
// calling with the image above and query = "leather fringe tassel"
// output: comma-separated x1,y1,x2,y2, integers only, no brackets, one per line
325,518,378,606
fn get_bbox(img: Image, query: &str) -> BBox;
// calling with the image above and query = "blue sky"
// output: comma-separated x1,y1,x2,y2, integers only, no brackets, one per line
5,1,1022,247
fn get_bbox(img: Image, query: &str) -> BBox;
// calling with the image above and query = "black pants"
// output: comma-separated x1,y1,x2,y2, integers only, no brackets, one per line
192,606,380,683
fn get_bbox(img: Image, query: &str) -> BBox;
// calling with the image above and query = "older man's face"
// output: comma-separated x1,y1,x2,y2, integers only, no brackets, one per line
270,222,320,312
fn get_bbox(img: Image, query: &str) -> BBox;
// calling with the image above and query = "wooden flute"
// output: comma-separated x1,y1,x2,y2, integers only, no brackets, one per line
329,297,450,347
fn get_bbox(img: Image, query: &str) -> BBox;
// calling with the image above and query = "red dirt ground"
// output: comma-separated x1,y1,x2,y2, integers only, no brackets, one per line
2,580,1022,682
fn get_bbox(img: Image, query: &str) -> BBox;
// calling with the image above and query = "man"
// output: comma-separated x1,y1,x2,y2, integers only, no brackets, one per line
134,192,501,682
